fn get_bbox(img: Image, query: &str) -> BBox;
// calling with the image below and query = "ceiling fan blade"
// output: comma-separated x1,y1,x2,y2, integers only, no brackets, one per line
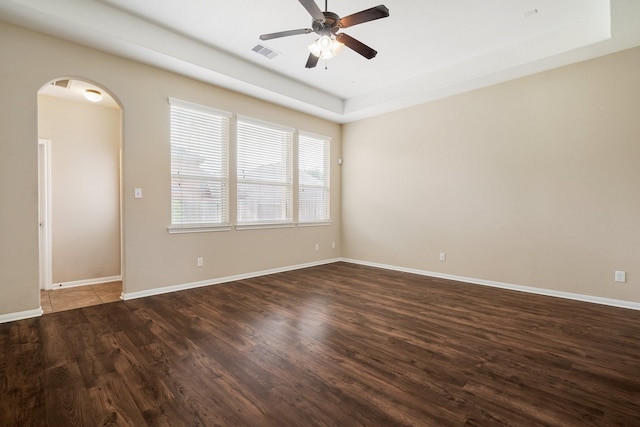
298,0,325,23
336,33,377,59
260,28,312,40
305,53,319,68
339,5,389,28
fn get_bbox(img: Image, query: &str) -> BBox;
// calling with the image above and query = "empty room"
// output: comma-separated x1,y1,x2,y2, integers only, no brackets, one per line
1,0,639,425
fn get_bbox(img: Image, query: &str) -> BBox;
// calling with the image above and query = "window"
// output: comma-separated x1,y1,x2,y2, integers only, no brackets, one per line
169,98,230,230
298,132,330,223
237,116,293,225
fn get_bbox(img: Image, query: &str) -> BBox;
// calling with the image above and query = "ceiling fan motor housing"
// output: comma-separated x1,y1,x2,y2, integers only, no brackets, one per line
312,11,340,35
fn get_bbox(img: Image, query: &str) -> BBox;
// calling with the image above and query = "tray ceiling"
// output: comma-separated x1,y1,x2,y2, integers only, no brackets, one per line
1,0,639,122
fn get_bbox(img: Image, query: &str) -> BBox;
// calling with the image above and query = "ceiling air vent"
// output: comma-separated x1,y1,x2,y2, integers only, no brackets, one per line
252,44,280,59
52,79,70,88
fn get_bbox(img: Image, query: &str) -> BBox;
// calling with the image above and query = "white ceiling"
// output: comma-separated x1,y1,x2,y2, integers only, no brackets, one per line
2,0,640,123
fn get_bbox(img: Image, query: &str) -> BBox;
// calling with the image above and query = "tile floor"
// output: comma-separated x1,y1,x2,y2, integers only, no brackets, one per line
41,281,122,314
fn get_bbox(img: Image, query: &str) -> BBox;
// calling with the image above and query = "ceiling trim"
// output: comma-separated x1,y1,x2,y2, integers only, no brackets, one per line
1,0,639,123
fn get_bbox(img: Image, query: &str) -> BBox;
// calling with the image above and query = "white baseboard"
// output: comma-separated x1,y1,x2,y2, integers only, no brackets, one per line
341,258,640,311
0,307,43,324
3,257,636,323
48,275,122,290
122,258,341,301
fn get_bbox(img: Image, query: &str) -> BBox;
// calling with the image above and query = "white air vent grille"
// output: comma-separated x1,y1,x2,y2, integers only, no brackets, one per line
52,79,70,88
252,44,279,59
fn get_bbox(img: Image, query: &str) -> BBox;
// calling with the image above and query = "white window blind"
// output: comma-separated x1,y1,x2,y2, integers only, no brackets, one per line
237,116,293,224
169,98,230,228
298,132,330,223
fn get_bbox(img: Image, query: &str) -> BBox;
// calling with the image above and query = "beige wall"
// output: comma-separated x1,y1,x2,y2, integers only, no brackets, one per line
0,21,341,317
38,95,121,284
342,46,640,302
2,19,639,318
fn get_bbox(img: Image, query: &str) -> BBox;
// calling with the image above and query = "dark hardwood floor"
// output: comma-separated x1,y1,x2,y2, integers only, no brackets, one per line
2,262,640,426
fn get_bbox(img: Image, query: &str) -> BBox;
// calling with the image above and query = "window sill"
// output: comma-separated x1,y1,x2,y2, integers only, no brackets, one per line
167,225,232,234
168,221,332,233
235,222,296,231
297,221,332,227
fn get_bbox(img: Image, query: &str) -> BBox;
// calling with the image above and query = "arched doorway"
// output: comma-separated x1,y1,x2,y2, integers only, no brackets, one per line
37,78,123,313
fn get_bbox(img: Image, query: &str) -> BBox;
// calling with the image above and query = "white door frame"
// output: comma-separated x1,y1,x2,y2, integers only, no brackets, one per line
38,139,52,290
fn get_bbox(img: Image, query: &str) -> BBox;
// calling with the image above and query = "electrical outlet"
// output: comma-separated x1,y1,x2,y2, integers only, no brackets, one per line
615,271,626,283
331,241,336,249
315,243,320,251
439,252,446,262
197,257,204,267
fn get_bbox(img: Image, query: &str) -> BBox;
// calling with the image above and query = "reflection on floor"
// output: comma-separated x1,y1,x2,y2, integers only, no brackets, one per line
41,281,122,314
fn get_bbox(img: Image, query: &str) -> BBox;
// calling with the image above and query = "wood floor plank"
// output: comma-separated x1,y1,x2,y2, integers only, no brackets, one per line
43,362,96,426
87,373,149,427
3,262,640,425
1,336,46,426
58,311,117,389
99,331,175,414
39,314,76,369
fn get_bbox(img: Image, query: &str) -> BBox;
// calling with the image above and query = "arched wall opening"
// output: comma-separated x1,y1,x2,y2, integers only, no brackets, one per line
37,78,124,311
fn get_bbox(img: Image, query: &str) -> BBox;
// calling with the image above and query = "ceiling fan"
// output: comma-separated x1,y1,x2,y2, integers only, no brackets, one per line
259,0,390,69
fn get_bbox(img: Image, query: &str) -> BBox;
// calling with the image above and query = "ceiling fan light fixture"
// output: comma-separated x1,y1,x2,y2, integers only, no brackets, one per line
308,35,343,59
84,89,102,102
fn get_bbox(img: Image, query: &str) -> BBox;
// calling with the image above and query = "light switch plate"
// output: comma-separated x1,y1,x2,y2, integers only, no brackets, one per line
134,188,142,199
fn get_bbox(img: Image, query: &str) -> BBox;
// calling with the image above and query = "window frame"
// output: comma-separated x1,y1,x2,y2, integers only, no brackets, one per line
236,115,294,229
167,97,232,234
298,131,331,225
